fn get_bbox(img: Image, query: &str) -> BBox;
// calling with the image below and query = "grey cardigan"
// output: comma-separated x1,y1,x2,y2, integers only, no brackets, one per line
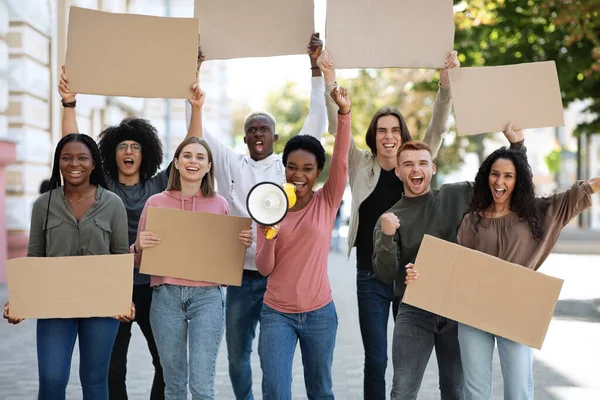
27,185,129,257
325,83,453,258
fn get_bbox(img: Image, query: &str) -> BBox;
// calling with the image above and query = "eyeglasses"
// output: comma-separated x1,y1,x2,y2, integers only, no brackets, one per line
116,143,142,153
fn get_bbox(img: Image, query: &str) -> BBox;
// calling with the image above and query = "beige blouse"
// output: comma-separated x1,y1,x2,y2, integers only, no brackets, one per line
457,181,593,271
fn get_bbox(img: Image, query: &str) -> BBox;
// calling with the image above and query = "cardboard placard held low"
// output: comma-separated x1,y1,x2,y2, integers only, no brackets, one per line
65,7,199,99
194,0,314,60
326,0,455,69
449,61,564,136
403,235,564,349
140,207,251,286
7,254,133,319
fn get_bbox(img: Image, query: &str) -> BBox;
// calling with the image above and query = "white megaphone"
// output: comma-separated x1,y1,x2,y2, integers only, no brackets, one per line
246,182,296,240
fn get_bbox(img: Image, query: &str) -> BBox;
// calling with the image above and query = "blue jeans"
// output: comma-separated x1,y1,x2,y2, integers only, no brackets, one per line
356,269,399,400
391,303,463,400
258,301,338,400
150,284,225,400
458,323,533,400
225,270,268,400
37,317,120,400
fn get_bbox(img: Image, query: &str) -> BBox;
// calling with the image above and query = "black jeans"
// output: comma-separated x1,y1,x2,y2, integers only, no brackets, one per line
108,283,165,400
391,303,464,400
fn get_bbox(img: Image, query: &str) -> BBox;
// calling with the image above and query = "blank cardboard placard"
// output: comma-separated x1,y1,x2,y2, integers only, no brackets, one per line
449,61,564,136
194,0,314,60
7,254,133,319
403,235,563,349
140,207,251,286
326,0,454,69
65,7,198,99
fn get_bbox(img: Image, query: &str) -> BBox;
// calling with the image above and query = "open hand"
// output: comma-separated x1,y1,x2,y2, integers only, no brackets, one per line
503,121,524,143
330,87,351,115
3,302,24,325
58,65,77,102
115,302,135,323
137,231,161,251
404,263,420,284
307,33,323,63
440,50,460,88
239,229,254,247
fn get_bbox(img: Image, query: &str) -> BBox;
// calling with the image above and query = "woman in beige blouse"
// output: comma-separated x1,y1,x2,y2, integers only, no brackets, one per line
407,144,599,400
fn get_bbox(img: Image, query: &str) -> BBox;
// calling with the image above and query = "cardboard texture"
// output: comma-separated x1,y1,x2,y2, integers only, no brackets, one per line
325,0,454,69
7,254,133,319
403,235,564,349
194,0,315,60
449,61,564,136
65,7,198,99
140,207,251,286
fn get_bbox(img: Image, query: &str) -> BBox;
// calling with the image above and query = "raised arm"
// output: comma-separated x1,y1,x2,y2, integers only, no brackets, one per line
321,87,351,207
372,213,401,283
422,51,459,159
546,179,596,229
59,65,79,137
298,33,327,140
185,71,205,140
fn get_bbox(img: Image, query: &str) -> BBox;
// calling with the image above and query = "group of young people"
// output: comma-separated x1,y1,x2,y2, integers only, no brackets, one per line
3,32,600,400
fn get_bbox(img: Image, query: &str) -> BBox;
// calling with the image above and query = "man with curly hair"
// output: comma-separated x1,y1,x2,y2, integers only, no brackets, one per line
185,34,331,399
372,124,526,400
58,65,205,400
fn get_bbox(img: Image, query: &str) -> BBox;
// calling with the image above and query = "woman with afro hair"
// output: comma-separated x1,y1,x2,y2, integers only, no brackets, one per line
58,64,205,400
406,140,600,400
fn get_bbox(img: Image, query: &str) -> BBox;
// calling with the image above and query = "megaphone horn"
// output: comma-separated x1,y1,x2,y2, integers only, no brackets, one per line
246,182,290,226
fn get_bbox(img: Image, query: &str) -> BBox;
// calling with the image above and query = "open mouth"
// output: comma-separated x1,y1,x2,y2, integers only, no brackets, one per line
186,166,199,173
410,175,424,186
123,158,135,167
67,170,84,177
255,140,264,153
382,143,396,150
493,187,507,198
293,181,307,189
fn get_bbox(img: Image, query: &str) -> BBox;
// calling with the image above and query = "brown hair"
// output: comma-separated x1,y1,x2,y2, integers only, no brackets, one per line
396,141,433,160
365,107,412,156
166,137,215,197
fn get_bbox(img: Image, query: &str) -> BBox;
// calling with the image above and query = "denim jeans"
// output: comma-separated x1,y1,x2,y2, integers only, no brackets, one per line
258,301,338,400
458,323,534,400
37,317,120,400
356,269,399,400
109,283,164,400
150,284,225,400
391,303,463,400
225,270,268,400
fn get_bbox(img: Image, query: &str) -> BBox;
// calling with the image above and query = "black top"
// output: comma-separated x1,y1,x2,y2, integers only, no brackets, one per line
355,168,405,271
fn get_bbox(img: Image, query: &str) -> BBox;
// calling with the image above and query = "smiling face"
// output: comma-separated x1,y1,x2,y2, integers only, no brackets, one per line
488,158,517,207
115,140,142,178
396,149,435,197
59,141,95,187
244,115,278,161
174,142,211,185
284,149,320,199
375,115,403,159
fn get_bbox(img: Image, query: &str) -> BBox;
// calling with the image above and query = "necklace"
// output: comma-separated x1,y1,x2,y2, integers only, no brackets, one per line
65,187,96,203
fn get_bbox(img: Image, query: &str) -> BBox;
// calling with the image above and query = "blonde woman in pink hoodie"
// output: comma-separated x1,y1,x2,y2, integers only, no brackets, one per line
132,136,253,400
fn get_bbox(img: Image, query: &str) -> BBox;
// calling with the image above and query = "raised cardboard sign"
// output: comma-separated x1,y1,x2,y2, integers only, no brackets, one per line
140,207,251,286
449,61,564,136
65,7,198,98
403,235,564,349
7,254,133,319
326,0,455,69
194,0,314,60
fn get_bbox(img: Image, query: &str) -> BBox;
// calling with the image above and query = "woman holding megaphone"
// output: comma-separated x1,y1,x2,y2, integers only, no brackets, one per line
255,87,351,399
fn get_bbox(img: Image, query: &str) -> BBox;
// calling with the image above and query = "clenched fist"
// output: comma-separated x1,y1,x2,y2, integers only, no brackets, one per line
381,213,400,236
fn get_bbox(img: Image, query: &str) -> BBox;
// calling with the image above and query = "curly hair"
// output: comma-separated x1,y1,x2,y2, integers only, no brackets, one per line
97,117,163,182
282,135,326,171
468,147,549,241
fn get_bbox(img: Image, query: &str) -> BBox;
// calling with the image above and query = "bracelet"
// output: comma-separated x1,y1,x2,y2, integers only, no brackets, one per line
61,99,76,108
311,66,320,70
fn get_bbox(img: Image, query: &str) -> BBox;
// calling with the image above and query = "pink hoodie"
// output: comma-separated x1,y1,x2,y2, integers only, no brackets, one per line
132,189,230,287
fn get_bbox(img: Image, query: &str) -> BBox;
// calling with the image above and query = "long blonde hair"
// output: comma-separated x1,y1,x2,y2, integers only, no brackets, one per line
166,137,215,197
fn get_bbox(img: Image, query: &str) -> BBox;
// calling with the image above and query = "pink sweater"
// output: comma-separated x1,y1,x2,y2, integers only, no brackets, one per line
256,113,351,313
132,190,230,287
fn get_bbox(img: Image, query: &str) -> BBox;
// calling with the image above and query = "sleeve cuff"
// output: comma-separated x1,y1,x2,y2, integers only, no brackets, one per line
311,76,325,91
